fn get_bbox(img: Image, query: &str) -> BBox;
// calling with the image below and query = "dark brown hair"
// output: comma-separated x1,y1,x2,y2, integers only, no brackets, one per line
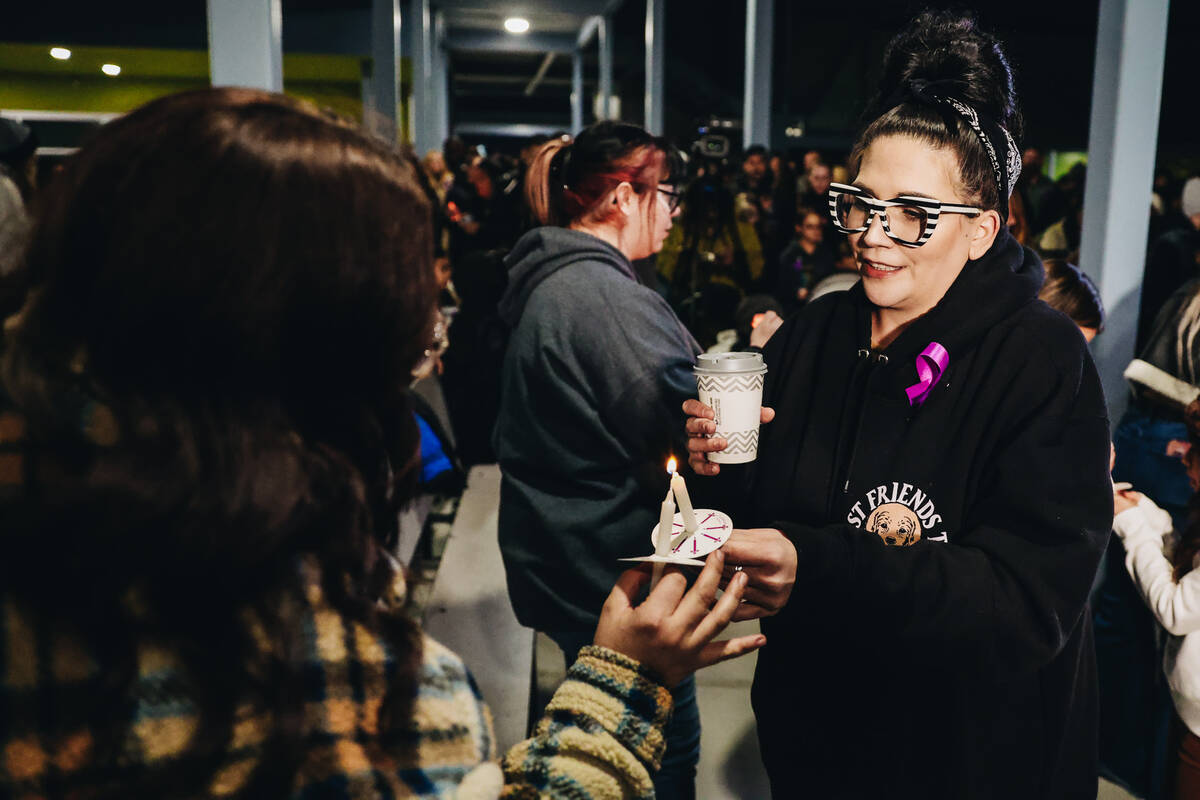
851,12,1023,216
1,88,434,794
1038,259,1105,333
526,120,676,227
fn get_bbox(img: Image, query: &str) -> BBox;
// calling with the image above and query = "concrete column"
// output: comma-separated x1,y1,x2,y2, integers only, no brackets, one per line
207,0,283,91
1079,0,1170,428
571,51,584,134
597,16,613,120
404,0,437,154
367,0,401,142
644,0,664,135
430,10,450,152
742,0,774,149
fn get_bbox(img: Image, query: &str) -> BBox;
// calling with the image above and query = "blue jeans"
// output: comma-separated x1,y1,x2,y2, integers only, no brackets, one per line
547,629,700,800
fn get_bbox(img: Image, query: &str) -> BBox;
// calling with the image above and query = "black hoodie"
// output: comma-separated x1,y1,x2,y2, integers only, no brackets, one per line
709,232,1112,798
494,227,701,632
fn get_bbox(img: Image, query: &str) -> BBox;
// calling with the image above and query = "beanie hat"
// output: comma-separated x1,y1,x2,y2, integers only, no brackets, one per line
1183,176,1200,220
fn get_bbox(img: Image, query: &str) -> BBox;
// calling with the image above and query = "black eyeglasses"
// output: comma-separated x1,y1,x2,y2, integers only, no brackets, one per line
658,185,682,212
827,182,980,247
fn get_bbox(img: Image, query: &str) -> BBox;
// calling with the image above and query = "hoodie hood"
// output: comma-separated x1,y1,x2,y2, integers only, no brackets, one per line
497,227,636,327
850,229,1044,360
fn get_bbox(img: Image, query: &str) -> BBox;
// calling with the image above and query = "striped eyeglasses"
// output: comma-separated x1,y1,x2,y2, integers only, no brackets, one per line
827,182,980,247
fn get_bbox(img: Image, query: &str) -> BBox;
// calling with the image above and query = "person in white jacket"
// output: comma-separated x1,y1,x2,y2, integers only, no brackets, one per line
1114,412,1200,799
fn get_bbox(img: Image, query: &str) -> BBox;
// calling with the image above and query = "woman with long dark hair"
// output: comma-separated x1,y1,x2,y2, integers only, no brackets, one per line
684,12,1112,797
0,89,760,798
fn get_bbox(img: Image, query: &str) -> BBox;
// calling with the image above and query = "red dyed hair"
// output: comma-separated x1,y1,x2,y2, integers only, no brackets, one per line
526,121,674,227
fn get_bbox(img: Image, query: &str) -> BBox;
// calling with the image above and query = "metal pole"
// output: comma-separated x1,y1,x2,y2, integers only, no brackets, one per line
1079,0,1170,429
645,0,664,134
525,53,557,96
598,16,613,120
367,0,401,142
742,0,774,149
572,51,584,134
207,0,283,91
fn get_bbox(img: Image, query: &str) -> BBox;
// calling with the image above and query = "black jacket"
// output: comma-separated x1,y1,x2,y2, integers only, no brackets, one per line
494,228,700,632
1136,226,1200,351
712,232,1112,798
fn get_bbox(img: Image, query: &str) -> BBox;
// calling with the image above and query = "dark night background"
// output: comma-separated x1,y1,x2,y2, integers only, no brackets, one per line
4,1,1196,165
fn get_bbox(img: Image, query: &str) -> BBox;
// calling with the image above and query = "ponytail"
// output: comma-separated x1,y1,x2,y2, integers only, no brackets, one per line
525,136,571,226
526,121,678,228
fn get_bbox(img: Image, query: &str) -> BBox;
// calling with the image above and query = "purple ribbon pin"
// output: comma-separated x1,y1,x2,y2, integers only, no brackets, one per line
905,342,949,407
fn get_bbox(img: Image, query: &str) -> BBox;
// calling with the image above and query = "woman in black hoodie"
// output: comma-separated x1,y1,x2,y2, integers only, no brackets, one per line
685,12,1112,799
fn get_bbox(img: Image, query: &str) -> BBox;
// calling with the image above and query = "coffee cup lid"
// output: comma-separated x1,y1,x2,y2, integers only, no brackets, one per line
694,351,767,375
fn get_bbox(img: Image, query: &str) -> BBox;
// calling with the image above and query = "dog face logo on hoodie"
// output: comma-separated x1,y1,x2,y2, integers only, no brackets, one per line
846,482,950,545
865,503,921,546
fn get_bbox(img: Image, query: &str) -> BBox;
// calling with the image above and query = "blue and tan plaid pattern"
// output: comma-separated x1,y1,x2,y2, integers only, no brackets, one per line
502,646,673,800
0,549,673,798
0,554,497,798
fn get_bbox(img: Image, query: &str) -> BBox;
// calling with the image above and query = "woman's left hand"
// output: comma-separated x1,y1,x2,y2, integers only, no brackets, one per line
717,528,797,621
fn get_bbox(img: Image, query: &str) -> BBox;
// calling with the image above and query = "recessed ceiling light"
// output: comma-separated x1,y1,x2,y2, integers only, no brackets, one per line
50,47,72,60
504,17,530,34
101,63,121,76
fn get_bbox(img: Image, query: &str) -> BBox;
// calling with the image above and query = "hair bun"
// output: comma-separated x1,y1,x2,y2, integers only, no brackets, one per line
875,11,1022,140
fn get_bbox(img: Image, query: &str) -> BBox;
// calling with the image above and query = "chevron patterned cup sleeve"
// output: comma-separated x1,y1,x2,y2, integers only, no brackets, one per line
695,372,765,464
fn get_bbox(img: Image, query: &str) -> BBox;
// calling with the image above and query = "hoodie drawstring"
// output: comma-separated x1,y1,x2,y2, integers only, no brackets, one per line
826,348,884,517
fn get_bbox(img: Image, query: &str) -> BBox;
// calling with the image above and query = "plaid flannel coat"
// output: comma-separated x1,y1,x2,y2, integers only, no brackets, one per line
0,405,672,797
0,552,672,799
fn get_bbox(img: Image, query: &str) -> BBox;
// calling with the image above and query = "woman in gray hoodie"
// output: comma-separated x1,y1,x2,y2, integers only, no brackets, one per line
495,121,707,799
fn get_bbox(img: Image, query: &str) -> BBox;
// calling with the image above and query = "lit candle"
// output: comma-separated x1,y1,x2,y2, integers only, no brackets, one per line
670,462,697,532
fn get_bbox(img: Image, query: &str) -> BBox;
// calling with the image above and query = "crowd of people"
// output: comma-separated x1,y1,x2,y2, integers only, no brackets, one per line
1,7,1200,800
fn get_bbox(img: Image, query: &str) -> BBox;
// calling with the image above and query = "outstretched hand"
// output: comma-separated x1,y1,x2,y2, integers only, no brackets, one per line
593,550,765,687
683,399,775,476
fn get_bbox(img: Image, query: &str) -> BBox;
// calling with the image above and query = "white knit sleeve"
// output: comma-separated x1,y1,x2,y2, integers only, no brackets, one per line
1115,500,1200,636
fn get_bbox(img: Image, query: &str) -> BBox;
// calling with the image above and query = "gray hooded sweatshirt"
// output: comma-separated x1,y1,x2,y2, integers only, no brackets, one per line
494,227,701,632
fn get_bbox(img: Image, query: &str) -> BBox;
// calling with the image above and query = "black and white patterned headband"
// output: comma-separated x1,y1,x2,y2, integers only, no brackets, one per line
877,78,1021,204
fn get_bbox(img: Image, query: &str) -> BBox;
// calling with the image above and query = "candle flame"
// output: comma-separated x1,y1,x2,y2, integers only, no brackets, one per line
666,457,677,474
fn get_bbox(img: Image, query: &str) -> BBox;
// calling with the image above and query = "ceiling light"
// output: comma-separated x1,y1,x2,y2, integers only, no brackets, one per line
50,47,72,60
101,63,121,76
504,17,530,34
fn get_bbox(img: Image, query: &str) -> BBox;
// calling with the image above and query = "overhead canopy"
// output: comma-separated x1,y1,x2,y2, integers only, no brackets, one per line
433,0,624,139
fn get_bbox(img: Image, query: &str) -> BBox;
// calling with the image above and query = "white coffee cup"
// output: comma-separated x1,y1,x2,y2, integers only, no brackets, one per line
694,352,767,464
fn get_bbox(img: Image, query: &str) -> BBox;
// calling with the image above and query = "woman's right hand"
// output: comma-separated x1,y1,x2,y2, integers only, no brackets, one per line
592,550,765,687
683,399,775,476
